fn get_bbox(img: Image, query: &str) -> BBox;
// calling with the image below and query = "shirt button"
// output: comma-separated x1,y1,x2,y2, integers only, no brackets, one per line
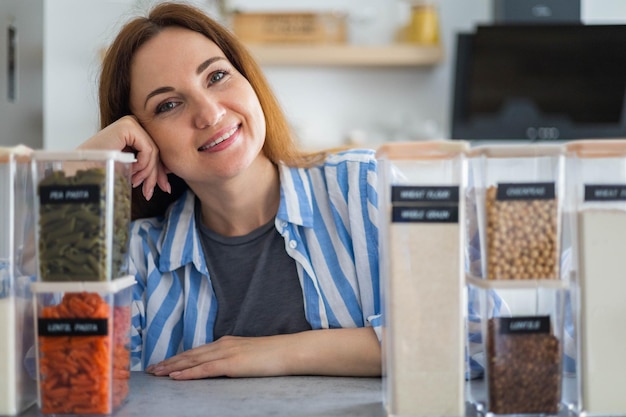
289,240,297,249
280,221,288,228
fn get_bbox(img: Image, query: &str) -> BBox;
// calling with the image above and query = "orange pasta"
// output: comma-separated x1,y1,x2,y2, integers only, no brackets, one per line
38,292,130,415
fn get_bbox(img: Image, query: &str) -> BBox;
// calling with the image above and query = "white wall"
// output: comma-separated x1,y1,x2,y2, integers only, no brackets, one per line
2,0,626,151
0,0,43,149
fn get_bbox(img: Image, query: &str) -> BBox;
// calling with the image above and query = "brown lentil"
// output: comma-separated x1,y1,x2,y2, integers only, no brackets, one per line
487,317,561,415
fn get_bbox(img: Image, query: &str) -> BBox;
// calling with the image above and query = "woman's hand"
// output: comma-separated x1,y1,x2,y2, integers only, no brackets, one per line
145,327,381,380
78,115,170,200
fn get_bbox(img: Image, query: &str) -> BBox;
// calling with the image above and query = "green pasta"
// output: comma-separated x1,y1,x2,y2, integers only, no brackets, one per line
37,166,131,281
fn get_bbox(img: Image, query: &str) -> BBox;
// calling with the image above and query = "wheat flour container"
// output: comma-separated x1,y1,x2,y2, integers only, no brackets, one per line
31,150,135,282
32,276,135,416
377,140,468,417
564,139,626,417
0,145,37,416
465,144,567,416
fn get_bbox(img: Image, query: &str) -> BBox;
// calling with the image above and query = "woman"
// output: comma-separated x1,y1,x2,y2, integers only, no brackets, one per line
78,2,382,380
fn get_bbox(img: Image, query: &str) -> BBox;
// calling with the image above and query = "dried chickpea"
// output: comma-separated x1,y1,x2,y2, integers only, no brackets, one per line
485,185,559,280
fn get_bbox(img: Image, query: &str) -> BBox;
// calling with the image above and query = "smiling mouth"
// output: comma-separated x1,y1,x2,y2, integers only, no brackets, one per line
198,125,240,151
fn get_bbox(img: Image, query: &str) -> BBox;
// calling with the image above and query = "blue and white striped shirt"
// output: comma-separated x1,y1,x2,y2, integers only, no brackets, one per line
127,148,497,375
128,149,381,370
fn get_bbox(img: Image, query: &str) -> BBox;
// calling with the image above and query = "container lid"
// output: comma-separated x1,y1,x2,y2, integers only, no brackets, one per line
31,149,136,163
0,144,33,163
376,140,470,160
565,139,626,158
468,143,564,158
30,275,136,294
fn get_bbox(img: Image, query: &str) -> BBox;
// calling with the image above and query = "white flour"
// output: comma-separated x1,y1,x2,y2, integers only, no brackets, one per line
0,295,18,415
385,223,465,417
578,209,626,414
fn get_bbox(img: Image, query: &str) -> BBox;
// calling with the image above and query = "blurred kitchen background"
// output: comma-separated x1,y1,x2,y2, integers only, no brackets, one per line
1,0,626,151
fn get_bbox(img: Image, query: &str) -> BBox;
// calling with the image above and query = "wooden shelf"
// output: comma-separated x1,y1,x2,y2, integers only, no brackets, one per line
244,43,443,67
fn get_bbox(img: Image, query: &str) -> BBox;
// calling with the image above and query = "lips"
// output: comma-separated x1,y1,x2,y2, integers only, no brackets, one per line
197,125,240,151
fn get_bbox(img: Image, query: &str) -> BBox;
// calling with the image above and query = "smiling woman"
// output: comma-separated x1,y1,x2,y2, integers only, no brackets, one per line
77,1,383,380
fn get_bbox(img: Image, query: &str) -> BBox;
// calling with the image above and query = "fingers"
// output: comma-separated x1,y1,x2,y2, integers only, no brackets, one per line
79,116,171,200
145,336,258,379
146,342,224,378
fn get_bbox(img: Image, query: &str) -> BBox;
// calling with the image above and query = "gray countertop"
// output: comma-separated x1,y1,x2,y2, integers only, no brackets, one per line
22,372,385,417
20,373,580,417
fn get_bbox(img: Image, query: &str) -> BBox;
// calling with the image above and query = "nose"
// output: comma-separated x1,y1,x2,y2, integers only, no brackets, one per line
193,94,225,129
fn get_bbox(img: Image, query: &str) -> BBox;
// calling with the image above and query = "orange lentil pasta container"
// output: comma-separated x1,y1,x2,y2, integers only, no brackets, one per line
31,276,135,416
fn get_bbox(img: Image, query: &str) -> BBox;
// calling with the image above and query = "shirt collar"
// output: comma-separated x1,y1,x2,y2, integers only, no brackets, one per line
157,163,315,272
276,163,315,228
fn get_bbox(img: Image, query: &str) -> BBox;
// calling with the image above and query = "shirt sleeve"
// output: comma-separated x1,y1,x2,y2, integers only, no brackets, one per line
128,221,147,371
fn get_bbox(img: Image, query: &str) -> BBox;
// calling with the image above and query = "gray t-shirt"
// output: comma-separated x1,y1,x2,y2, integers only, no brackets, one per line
196,204,312,340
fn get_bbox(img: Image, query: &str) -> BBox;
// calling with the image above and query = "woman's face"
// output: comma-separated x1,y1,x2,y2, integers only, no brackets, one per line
129,26,267,185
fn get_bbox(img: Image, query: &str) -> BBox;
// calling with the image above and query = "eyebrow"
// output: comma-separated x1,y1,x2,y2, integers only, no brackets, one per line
196,56,225,75
143,56,227,110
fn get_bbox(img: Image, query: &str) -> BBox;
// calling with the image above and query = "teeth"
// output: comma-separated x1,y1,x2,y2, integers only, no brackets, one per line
198,126,238,151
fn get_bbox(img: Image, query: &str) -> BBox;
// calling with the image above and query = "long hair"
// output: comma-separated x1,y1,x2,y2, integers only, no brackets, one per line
99,2,324,219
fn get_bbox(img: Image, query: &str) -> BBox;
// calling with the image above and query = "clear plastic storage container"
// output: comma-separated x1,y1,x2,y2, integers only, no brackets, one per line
377,141,468,417
564,140,626,417
467,144,565,282
465,143,568,416
31,150,135,282
0,146,37,416
32,276,135,416
466,286,567,416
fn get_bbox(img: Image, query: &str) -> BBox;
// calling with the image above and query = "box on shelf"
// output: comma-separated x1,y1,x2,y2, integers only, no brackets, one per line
563,140,626,417
377,141,469,417
467,144,565,283
231,11,347,44
32,276,135,416
0,146,37,417
31,150,135,282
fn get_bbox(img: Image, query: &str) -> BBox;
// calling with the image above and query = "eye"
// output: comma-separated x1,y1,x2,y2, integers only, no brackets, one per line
209,70,227,85
156,100,179,114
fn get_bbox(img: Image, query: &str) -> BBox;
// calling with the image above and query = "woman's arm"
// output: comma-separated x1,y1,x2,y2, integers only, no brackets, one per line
145,327,381,379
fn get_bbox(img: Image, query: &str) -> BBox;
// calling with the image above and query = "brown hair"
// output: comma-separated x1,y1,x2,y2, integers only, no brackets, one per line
99,2,324,219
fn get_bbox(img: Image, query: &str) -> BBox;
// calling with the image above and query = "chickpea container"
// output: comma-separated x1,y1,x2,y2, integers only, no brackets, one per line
32,276,135,416
563,140,626,417
467,144,565,282
377,141,468,417
0,146,37,416
465,143,568,416
31,150,135,282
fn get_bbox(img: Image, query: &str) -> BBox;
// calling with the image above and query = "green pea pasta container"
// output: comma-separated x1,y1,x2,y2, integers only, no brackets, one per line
31,150,135,282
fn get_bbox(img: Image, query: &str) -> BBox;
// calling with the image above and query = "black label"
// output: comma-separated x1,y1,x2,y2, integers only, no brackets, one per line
39,185,101,204
38,318,109,337
584,184,626,202
498,316,551,335
391,186,459,204
496,182,555,201
392,206,459,223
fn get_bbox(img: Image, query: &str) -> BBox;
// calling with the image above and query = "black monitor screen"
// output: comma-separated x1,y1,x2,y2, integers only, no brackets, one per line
451,24,626,141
